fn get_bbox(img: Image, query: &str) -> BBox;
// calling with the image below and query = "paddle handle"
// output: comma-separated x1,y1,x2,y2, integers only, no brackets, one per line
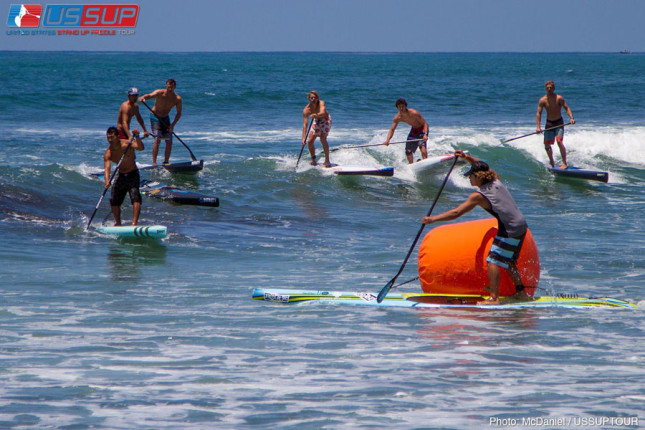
377,156,459,303
140,100,198,162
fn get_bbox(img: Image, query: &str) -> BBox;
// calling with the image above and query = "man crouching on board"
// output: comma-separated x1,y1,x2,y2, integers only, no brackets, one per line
421,150,531,305
104,127,145,226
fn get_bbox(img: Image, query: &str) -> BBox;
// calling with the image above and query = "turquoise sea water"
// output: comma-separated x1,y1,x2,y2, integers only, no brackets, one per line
0,52,644,429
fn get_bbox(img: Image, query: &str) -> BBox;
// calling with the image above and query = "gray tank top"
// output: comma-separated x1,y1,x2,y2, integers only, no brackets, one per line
478,180,527,237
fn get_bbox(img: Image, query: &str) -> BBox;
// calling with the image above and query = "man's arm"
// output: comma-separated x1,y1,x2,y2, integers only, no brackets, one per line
383,117,399,145
117,103,131,139
133,105,149,137
561,97,575,124
139,89,160,103
130,130,145,151
103,150,111,188
169,97,182,132
422,192,483,224
536,99,544,132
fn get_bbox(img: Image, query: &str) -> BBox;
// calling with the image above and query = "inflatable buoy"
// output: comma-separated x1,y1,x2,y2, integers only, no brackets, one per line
418,218,540,297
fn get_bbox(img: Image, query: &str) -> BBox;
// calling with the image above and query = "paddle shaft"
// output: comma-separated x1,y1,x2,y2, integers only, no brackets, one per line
501,122,572,144
330,139,423,152
296,117,314,169
377,156,459,303
140,100,198,161
86,135,136,230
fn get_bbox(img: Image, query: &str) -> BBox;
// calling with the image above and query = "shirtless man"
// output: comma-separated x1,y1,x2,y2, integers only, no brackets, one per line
536,80,575,169
139,79,182,165
302,90,332,167
384,98,429,164
116,87,149,140
104,127,145,226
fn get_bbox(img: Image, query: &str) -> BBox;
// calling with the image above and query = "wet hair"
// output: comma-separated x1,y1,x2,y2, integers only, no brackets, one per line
395,98,407,108
106,126,118,135
472,170,499,184
166,78,176,87
308,90,319,99
464,160,499,184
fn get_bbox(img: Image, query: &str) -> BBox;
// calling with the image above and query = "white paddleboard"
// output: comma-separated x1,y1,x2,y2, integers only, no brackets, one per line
407,153,461,174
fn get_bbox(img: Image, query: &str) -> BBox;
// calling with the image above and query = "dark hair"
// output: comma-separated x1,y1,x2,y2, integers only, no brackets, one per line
166,78,176,86
106,126,118,135
395,98,407,108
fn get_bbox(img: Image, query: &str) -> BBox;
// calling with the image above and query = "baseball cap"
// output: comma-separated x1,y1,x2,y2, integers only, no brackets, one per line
127,87,139,95
463,160,490,177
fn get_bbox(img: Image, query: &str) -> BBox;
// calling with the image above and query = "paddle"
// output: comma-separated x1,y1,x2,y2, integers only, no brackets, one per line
140,100,198,162
296,117,314,169
376,155,459,303
500,122,572,144
329,138,423,152
86,134,137,230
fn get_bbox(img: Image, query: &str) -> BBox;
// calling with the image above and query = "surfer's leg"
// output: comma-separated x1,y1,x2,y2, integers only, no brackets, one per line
556,137,567,168
320,134,331,168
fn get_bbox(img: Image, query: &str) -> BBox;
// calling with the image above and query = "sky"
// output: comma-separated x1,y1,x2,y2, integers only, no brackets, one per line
1,0,643,52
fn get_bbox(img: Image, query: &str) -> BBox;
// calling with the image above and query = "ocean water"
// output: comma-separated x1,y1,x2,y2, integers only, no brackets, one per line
0,52,644,429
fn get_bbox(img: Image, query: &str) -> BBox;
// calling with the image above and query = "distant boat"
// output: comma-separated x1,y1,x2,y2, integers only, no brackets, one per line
620,49,631,54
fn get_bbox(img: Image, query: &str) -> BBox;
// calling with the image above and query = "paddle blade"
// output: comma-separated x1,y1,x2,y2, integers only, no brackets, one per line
377,279,395,303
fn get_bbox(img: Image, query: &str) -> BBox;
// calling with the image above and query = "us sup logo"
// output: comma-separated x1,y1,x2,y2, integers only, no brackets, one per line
6,4,139,36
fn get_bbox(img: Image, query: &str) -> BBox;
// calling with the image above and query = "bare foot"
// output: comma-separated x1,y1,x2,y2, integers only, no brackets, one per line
511,291,533,301
560,163,568,169
477,297,500,305
323,161,332,168
309,159,317,166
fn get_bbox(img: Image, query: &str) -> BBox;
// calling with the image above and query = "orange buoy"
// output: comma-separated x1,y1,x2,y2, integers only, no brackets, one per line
418,218,540,297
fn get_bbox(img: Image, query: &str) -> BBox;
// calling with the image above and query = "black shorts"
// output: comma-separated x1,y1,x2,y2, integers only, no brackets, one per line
110,169,141,207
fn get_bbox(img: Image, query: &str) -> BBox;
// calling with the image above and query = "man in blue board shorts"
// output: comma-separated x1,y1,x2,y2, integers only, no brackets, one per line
383,98,429,164
536,80,575,169
139,79,182,165
421,150,531,305
104,127,145,226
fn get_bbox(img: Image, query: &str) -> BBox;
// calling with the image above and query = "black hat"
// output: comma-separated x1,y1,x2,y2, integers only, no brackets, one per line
463,161,490,177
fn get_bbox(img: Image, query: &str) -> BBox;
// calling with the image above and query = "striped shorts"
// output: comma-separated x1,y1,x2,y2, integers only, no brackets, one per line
486,234,525,269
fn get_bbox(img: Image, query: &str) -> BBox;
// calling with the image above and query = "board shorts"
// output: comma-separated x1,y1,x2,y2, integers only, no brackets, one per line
110,169,142,207
309,115,332,137
406,127,427,155
486,233,525,269
544,117,564,144
117,128,128,139
150,113,173,141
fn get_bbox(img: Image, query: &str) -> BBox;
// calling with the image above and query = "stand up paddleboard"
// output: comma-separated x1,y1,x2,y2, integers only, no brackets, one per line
407,153,466,174
252,288,636,309
548,166,609,183
97,225,167,239
140,180,219,207
90,160,203,177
